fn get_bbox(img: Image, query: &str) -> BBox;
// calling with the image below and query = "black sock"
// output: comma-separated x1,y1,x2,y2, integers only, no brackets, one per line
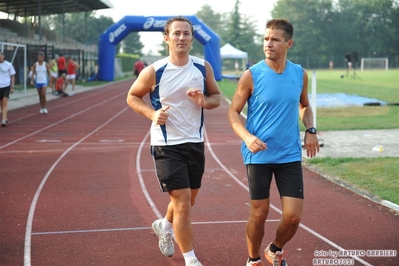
270,242,282,253
248,256,261,262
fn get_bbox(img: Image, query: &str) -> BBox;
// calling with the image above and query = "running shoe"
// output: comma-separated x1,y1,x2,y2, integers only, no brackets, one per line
264,243,288,266
39,108,44,114
70,91,75,96
246,259,264,265
186,257,203,266
1,119,8,127
151,219,174,257
43,108,48,114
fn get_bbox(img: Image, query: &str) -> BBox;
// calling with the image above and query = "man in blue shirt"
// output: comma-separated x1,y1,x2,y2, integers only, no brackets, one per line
228,18,320,266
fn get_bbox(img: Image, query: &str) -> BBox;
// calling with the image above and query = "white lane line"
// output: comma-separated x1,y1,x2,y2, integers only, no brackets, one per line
23,107,129,266
1,91,126,150
31,220,281,236
203,129,372,266
8,84,113,126
32,227,153,235
136,131,163,219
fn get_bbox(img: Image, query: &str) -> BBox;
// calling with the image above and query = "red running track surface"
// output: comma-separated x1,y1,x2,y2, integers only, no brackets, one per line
0,80,398,266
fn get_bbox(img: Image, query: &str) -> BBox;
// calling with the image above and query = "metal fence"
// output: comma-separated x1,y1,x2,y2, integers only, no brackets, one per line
1,42,98,86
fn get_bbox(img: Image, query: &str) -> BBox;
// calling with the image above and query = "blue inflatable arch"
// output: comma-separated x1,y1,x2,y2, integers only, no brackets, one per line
98,15,222,81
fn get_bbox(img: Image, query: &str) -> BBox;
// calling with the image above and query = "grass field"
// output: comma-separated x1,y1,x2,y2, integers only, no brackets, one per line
219,69,399,206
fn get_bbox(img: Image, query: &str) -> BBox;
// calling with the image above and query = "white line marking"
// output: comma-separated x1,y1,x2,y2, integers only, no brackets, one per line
31,220,281,236
99,139,126,143
23,107,129,266
1,92,126,150
203,128,372,266
32,227,152,235
136,131,163,219
8,84,112,126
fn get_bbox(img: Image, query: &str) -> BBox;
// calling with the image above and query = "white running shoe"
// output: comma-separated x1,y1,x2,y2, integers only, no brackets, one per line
264,243,288,266
43,108,48,114
1,119,8,127
70,91,75,96
39,108,44,114
246,259,263,265
151,219,174,257
186,257,203,266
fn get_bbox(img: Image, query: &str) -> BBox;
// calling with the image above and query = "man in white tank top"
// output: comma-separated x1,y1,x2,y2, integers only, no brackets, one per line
127,16,221,266
0,52,16,126
31,51,51,114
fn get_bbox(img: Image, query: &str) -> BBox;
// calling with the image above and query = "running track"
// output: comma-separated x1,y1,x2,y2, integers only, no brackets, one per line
1,79,398,266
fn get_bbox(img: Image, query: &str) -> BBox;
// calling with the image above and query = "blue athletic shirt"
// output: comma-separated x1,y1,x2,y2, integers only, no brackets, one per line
242,59,304,164
150,56,206,146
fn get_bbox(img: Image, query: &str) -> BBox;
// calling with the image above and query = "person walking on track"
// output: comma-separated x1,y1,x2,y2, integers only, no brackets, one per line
133,58,145,78
31,51,51,114
0,52,16,126
126,16,221,266
227,18,320,266
49,54,59,92
65,56,79,96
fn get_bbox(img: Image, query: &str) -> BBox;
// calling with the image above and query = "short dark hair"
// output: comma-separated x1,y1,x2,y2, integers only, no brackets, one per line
38,51,44,55
164,16,194,36
266,18,294,41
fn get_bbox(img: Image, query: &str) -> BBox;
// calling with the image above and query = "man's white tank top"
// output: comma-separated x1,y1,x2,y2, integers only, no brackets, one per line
150,56,207,146
35,62,48,83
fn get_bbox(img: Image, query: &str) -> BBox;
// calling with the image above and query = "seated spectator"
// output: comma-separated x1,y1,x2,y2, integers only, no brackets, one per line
53,73,69,97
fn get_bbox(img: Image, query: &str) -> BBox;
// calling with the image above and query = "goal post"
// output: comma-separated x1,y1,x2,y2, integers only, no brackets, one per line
0,42,27,92
360,58,388,71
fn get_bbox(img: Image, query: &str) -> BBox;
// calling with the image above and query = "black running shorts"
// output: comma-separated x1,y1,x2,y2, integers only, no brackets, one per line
0,86,11,100
246,161,304,200
151,142,205,192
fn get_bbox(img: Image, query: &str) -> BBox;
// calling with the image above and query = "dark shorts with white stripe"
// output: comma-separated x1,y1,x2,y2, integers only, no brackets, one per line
151,142,205,192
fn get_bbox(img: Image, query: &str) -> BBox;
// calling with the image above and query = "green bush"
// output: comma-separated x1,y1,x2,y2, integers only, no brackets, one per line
117,53,139,73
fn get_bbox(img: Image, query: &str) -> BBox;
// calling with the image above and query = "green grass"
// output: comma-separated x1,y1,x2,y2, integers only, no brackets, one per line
219,69,399,206
312,70,399,103
305,157,399,205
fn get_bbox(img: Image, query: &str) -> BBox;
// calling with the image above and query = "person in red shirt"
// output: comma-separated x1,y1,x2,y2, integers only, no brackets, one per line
57,54,66,76
133,59,145,78
54,73,68,97
65,56,79,96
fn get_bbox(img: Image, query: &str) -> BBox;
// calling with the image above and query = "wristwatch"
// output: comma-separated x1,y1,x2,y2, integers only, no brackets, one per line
305,127,317,134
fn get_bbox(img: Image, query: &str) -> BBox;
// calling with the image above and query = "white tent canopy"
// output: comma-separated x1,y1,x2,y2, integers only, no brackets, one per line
220,43,248,59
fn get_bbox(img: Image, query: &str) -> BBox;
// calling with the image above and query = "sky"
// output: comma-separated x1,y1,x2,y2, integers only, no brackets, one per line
96,0,278,55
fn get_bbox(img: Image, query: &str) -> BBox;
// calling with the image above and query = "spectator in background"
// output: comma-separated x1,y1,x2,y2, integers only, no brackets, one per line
49,54,59,92
57,54,66,76
0,52,16,126
133,58,145,78
65,56,79,96
54,73,69,97
329,60,334,70
31,51,51,114
347,61,352,70
27,65,35,85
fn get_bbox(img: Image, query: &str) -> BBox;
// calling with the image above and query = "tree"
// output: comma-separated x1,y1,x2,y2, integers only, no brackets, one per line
44,12,114,45
220,0,263,63
271,0,399,68
193,4,225,56
122,32,144,55
42,12,144,55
